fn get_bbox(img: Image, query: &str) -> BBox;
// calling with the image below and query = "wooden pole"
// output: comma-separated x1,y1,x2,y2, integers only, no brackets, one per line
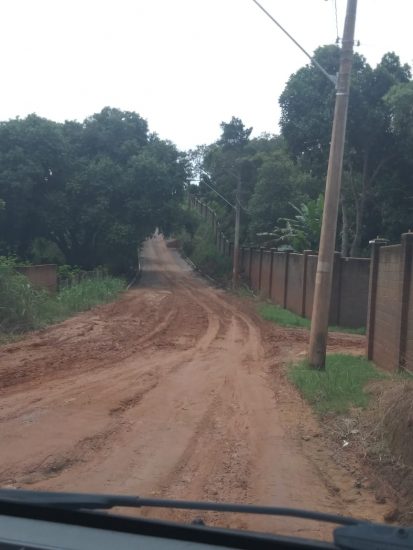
308,0,358,368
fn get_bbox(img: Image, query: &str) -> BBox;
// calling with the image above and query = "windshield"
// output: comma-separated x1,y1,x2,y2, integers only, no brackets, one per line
0,0,412,542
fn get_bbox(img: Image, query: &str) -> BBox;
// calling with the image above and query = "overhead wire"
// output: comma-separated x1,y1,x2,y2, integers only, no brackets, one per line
250,0,336,86
199,177,251,214
200,178,235,210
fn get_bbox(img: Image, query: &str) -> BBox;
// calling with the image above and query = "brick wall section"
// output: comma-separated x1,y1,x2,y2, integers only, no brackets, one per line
371,245,401,371
339,258,370,328
189,197,369,329
328,254,341,326
270,253,287,306
241,247,250,280
260,251,272,297
405,251,413,369
285,254,303,316
304,255,318,318
250,249,261,292
16,264,58,293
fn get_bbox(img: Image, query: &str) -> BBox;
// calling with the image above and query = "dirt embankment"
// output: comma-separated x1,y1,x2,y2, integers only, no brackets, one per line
0,235,395,539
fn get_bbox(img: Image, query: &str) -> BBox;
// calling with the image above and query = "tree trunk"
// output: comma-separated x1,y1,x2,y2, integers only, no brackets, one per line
340,197,349,257
349,151,393,257
350,153,369,257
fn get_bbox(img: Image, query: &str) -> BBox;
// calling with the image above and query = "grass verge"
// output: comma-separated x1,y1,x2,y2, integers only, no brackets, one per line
38,277,126,325
288,354,385,414
258,303,310,329
257,302,365,335
0,268,125,340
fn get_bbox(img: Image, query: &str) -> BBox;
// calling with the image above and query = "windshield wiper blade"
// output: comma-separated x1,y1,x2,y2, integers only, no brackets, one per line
3,490,413,549
0,488,360,526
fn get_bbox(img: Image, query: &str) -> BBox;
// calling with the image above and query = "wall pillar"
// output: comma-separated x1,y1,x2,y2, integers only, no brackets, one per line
366,238,388,359
283,252,290,309
269,249,276,299
248,247,254,284
301,250,314,317
398,232,413,370
258,247,264,292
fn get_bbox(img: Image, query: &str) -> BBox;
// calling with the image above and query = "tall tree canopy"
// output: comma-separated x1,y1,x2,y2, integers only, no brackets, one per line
195,45,411,256
0,107,187,272
193,117,307,246
280,46,412,255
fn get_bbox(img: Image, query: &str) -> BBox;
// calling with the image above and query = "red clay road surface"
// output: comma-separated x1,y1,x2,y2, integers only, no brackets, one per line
0,235,390,539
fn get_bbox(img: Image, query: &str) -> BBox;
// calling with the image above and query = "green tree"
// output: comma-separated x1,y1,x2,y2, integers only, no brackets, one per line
248,143,308,242
265,195,324,252
200,117,254,240
385,81,413,148
0,114,67,258
280,46,411,255
0,108,188,272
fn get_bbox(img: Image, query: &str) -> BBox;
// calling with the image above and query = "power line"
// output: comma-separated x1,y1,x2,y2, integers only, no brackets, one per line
251,0,337,86
200,172,251,214
200,178,235,210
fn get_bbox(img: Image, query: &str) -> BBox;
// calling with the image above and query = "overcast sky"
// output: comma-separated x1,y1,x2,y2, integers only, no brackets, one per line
1,1,411,150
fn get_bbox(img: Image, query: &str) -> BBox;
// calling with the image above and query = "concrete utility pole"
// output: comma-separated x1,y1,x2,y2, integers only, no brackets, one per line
308,0,358,369
232,175,241,288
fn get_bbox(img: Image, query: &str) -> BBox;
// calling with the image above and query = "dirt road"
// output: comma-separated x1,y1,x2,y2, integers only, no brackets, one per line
0,236,389,538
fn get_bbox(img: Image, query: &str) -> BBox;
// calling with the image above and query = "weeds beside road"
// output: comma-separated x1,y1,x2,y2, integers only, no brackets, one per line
288,355,384,414
0,264,125,341
177,213,232,284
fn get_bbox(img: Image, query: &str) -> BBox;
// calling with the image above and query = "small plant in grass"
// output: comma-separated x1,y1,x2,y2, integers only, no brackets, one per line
288,354,385,414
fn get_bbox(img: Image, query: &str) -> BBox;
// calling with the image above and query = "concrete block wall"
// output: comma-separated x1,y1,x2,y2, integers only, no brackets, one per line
189,196,369,329
16,264,58,293
339,258,370,328
367,234,413,372
260,250,272,298
191,197,413,370
406,250,413,369
250,249,261,292
270,252,288,306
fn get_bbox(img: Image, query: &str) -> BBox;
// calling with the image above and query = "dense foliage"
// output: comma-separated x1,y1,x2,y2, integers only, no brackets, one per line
178,211,232,283
193,48,412,256
0,107,187,273
280,47,412,255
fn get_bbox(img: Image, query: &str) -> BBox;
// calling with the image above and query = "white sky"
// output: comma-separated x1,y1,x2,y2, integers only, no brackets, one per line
1,1,412,150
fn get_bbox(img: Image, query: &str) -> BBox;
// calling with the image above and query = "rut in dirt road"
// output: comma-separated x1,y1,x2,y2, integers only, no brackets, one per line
0,235,389,538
